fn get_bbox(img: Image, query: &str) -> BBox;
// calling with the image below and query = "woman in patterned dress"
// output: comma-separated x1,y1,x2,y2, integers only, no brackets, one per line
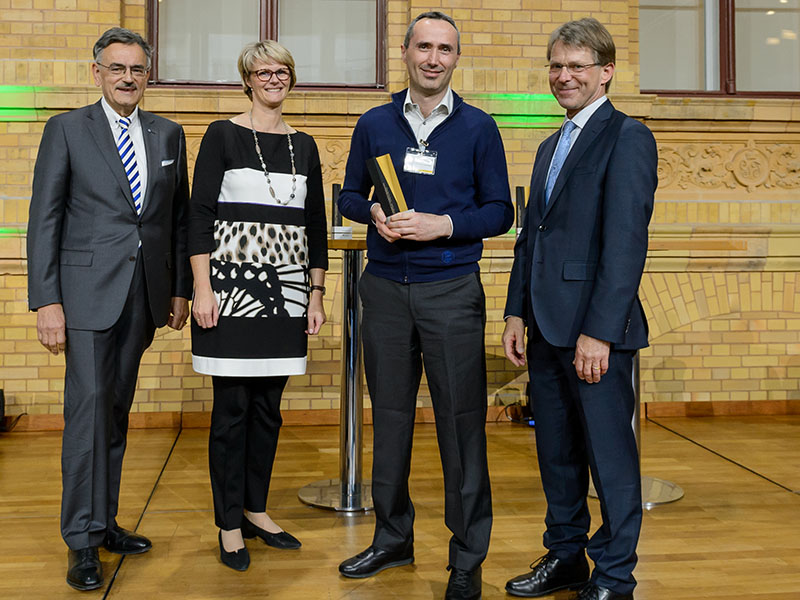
188,40,328,571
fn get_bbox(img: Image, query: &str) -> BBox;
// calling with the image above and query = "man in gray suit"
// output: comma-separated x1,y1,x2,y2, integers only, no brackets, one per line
27,28,191,591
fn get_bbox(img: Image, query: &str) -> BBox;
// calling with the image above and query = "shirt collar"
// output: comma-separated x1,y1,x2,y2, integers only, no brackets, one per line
403,87,453,117
101,96,139,129
563,94,607,131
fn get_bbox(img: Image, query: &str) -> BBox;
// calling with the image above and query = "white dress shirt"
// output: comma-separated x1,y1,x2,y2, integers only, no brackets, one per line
399,87,455,237
546,95,608,177
403,87,454,149
101,97,148,210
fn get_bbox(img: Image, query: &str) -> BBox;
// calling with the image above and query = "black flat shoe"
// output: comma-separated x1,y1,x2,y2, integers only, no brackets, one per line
104,525,152,555
241,516,301,549
66,547,103,591
338,544,414,578
218,531,250,571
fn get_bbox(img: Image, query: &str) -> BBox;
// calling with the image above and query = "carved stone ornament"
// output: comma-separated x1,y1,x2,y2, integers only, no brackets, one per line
319,139,349,187
724,140,769,192
657,141,800,192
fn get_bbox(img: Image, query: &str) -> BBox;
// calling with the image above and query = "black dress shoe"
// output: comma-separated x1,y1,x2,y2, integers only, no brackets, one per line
218,531,250,571
103,525,152,555
505,552,590,597
573,583,633,600
66,547,103,591
241,516,301,549
445,565,482,600
338,544,414,578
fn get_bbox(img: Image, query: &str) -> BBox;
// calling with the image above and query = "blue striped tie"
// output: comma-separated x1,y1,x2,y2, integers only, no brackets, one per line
117,116,142,214
545,119,577,205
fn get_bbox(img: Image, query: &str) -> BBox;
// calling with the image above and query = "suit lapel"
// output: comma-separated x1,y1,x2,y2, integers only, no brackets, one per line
523,135,557,256
140,110,159,216
542,101,615,220
532,133,558,218
87,101,138,213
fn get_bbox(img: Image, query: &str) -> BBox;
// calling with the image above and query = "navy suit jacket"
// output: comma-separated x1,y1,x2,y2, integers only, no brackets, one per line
505,100,657,350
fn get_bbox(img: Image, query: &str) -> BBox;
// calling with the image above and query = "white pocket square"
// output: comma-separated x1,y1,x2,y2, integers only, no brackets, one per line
161,158,175,167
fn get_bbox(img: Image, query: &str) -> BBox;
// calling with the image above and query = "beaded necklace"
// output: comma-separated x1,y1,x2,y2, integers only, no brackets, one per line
249,110,296,205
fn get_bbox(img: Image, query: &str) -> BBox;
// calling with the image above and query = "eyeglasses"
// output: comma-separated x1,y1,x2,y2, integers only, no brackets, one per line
96,62,148,78
547,62,601,75
253,68,291,83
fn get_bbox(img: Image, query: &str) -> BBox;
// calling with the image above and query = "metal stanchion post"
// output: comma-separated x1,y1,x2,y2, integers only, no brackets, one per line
298,246,372,511
588,353,684,508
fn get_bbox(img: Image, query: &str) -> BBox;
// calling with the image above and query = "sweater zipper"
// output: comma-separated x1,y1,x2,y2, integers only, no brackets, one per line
394,109,415,284
393,96,462,285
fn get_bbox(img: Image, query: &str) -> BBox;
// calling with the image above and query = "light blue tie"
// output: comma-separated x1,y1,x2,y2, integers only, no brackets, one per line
544,120,577,205
117,116,142,215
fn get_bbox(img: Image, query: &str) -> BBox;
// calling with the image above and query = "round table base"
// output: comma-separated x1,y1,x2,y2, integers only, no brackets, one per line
588,476,684,509
298,478,374,512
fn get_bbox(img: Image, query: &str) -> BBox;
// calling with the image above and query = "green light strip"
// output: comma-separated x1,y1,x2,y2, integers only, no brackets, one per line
0,227,27,238
0,85,47,121
0,108,38,121
493,115,563,129
472,93,555,102
0,85,36,94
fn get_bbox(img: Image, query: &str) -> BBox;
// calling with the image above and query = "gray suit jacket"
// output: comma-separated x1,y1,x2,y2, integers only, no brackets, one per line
27,100,191,330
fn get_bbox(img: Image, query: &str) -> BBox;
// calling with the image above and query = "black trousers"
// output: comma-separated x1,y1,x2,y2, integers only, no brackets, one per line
208,375,288,530
360,271,493,571
61,256,155,549
527,322,642,595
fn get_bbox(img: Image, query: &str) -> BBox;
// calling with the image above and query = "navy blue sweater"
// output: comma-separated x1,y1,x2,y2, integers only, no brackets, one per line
338,90,513,283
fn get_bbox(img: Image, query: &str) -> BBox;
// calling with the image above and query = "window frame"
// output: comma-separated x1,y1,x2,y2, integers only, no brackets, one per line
640,0,800,97
146,0,387,90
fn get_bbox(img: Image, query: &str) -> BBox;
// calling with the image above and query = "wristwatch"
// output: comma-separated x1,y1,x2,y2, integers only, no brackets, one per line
310,284,326,295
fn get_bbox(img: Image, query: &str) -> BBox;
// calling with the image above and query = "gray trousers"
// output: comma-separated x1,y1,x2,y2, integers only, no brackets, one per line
61,256,155,549
360,270,493,571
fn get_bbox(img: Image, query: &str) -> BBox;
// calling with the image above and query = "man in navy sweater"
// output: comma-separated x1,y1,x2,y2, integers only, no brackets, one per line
337,10,513,600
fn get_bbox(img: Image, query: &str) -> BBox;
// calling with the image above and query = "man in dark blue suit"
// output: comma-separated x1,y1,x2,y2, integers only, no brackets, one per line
502,18,657,600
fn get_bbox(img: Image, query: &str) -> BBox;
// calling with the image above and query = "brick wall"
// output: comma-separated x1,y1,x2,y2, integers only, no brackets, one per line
1,1,799,425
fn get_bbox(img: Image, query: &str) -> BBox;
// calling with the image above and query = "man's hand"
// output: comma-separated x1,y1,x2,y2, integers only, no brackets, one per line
168,297,190,330
386,210,452,241
502,316,527,367
573,333,610,383
370,204,402,243
37,303,67,355
191,288,218,329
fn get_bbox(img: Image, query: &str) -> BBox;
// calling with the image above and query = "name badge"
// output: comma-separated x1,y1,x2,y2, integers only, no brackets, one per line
404,147,437,175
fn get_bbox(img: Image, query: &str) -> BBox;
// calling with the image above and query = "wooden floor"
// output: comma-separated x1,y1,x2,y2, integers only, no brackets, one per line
0,416,798,599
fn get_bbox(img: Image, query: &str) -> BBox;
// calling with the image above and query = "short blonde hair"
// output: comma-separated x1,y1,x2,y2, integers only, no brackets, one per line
237,40,297,99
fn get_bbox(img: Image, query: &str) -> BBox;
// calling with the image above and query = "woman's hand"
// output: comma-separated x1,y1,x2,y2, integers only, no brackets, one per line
306,293,326,335
192,286,219,329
